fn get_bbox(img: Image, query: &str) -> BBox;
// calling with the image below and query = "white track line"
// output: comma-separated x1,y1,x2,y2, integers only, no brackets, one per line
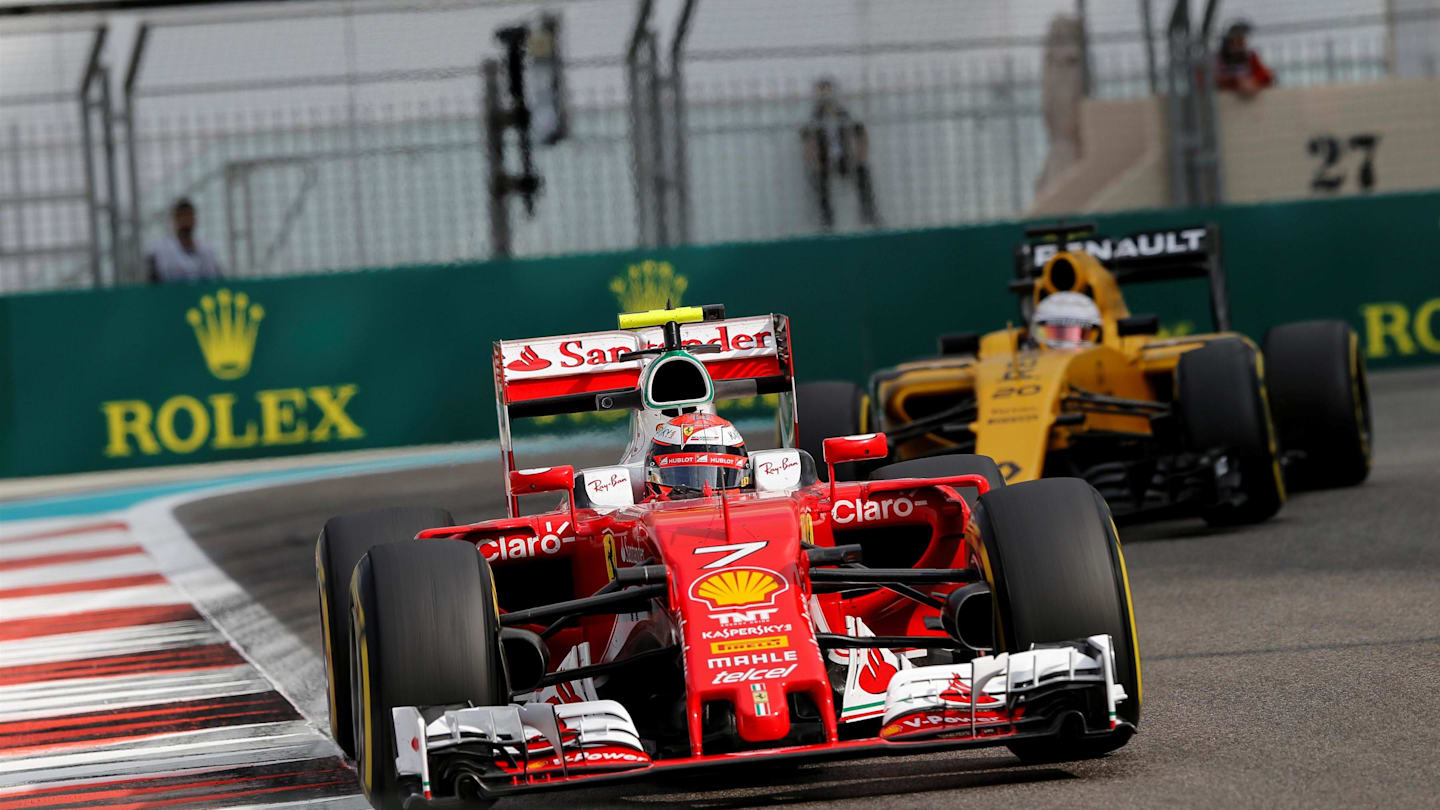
0,554,157,590
0,666,271,722
0,620,220,667
0,529,136,561
0,582,185,621
0,720,327,781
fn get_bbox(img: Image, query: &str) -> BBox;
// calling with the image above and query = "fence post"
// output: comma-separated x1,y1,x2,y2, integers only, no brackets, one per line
98,66,123,285
1005,56,1023,215
1197,0,1223,204
343,3,368,267
1076,0,1092,96
77,26,107,287
122,23,149,284
626,0,655,247
646,34,668,247
669,0,697,246
482,59,512,259
1164,0,1190,207
1140,0,1158,94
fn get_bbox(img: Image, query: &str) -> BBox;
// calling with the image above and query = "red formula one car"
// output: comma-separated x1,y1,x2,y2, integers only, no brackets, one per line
314,306,1142,809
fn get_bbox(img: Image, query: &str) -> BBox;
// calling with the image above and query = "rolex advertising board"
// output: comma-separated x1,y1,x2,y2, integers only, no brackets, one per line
0,190,1436,478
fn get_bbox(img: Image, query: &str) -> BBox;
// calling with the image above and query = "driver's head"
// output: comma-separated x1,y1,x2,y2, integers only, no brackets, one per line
1032,291,1102,350
645,413,749,499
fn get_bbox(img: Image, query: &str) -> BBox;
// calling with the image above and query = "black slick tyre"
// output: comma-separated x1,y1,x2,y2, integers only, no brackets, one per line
792,381,866,481
350,539,504,810
869,454,1005,506
315,506,453,757
968,478,1141,763
1177,338,1285,526
1262,320,1372,489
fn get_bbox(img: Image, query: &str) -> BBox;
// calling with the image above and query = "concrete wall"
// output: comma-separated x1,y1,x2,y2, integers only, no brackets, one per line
1026,74,1440,215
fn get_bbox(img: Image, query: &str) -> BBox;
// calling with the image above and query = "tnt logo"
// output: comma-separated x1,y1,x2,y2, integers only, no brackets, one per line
713,608,779,625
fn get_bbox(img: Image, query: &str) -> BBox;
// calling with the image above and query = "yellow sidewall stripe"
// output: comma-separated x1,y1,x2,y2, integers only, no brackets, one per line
1111,518,1143,707
350,575,373,794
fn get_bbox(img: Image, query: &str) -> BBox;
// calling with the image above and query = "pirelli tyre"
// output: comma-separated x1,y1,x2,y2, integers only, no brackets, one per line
968,478,1141,763
350,539,504,810
792,381,867,481
869,454,1005,506
1262,320,1372,490
315,506,453,758
1177,338,1285,526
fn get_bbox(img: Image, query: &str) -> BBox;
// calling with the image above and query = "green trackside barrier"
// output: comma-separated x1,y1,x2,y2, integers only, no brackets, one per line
0,190,1437,478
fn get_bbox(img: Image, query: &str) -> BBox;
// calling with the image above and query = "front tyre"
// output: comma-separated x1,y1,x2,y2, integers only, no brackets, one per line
350,539,504,810
869,454,1004,507
1177,338,1285,526
969,478,1141,763
316,506,453,757
1263,320,1372,489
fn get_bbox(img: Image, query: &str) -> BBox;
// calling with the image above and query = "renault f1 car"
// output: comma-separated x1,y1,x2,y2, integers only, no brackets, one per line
315,306,1142,809
797,224,1371,526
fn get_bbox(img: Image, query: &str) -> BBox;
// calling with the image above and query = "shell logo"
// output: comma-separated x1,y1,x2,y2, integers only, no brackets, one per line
689,567,787,610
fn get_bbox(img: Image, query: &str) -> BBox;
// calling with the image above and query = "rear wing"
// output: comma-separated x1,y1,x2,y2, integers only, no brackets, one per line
492,311,796,512
1011,223,1230,331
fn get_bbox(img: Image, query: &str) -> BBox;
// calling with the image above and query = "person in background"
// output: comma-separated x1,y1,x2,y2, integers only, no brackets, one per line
148,198,223,284
801,78,880,231
1215,19,1275,98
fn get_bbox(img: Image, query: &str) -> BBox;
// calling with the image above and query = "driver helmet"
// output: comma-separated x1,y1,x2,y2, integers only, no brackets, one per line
1032,291,1102,350
645,413,750,499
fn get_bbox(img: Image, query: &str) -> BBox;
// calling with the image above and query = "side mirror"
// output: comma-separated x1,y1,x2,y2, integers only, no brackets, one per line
1116,314,1160,337
509,466,577,528
510,465,575,495
822,433,888,492
937,331,981,357
750,449,804,492
580,466,635,509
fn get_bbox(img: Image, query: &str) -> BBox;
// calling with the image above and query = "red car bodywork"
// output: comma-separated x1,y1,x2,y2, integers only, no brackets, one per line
417,467,993,783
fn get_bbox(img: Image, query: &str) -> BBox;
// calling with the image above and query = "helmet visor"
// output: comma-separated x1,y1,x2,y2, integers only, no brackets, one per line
1037,323,1099,348
649,449,748,493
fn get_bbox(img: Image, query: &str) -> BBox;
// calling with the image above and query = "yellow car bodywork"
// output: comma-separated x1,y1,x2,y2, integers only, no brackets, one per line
871,246,1263,483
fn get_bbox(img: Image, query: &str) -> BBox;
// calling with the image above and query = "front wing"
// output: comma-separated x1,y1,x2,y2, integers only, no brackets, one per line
388,636,1128,806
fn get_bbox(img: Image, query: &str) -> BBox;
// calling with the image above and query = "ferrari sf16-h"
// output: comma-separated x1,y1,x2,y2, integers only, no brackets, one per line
798,223,1371,526
315,305,1142,808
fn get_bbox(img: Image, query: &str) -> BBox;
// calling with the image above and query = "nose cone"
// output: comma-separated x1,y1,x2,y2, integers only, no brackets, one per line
647,496,833,752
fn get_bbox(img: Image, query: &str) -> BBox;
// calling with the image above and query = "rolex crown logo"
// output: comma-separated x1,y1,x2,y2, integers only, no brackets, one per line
186,288,264,380
609,260,688,312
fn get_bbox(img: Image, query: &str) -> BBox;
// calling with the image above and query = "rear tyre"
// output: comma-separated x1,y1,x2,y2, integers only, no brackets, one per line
792,381,866,481
869,454,1004,507
1177,339,1285,526
1263,320,1372,489
316,507,453,757
350,539,504,810
968,478,1141,763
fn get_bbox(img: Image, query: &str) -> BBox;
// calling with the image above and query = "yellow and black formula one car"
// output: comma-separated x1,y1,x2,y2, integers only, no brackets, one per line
797,223,1371,525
